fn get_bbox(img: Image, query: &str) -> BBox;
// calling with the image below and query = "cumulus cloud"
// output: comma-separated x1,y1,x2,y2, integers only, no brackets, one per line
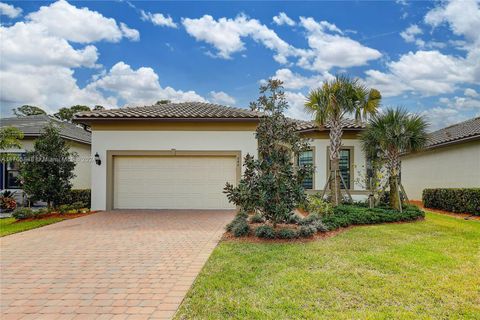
0,2,22,18
0,0,202,114
26,0,138,43
273,12,295,26
267,68,333,90
297,17,382,71
284,91,309,121
422,107,470,131
400,24,425,47
209,91,236,105
182,14,295,63
88,62,206,105
141,10,177,28
464,88,479,98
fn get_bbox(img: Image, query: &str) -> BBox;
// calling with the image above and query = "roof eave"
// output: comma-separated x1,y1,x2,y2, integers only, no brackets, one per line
72,116,261,125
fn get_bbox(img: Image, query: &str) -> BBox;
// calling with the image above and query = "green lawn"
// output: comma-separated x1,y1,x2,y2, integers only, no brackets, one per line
176,212,480,319
0,217,65,237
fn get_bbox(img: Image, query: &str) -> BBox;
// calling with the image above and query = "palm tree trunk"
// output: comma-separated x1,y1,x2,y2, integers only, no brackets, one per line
388,154,401,211
328,119,343,206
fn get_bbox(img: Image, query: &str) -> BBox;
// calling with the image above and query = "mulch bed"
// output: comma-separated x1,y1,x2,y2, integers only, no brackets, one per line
222,218,425,244
410,200,480,221
13,210,99,223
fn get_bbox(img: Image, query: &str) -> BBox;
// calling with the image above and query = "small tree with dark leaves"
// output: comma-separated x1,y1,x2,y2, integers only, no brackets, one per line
21,124,76,208
224,80,313,226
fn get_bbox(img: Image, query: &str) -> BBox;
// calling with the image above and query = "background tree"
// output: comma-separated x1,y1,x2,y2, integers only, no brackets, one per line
13,105,47,117
361,107,428,211
93,105,105,111
225,79,313,226
55,105,91,121
21,124,76,208
0,126,24,161
156,100,171,105
305,75,381,206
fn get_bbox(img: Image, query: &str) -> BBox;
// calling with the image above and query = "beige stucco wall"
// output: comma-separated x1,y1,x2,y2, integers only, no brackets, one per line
8,138,91,189
90,130,258,210
401,140,480,200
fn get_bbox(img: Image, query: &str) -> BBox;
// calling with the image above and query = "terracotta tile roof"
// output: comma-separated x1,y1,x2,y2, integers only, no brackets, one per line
294,118,366,131
427,116,480,148
74,102,261,120
1,115,91,144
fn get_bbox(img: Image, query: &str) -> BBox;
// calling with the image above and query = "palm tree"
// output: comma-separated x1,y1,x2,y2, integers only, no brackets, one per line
305,75,381,206
361,107,428,211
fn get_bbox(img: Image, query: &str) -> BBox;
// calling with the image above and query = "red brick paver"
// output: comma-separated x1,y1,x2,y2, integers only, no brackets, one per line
1,210,235,319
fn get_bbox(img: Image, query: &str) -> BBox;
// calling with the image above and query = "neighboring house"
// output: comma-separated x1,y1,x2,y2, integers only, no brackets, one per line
0,115,92,198
73,102,368,211
401,117,480,200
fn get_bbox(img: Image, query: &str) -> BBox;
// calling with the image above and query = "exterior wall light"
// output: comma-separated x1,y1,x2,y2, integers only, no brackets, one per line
94,153,101,166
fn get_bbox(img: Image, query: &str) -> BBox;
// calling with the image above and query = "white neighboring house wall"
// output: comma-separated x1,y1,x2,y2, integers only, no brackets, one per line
401,140,480,200
90,130,258,210
309,138,368,200
2,138,91,190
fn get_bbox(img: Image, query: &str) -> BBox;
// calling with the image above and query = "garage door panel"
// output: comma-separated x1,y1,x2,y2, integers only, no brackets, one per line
113,156,236,209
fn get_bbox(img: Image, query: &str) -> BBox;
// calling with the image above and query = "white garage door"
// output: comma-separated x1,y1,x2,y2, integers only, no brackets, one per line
113,156,237,209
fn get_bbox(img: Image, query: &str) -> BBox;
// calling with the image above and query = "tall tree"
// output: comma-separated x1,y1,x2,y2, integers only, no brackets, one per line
361,107,428,210
93,105,105,111
305,75,381,206
0,126,24,161
13,105,47,117
21,124,76,208
55,105,91,121
225,79,312,226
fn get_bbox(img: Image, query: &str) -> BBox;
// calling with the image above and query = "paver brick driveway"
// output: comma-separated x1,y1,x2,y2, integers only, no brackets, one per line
1,210,235,320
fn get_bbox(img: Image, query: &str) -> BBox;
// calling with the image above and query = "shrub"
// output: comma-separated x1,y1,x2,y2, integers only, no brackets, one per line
36,208,50,216
12,208,35,220
306,195,333,215
276,228,298,239
255,225,275,239
250,213,265,223
286,213,301,224
299,213,321,226
0,196,17,212
62,189,91,208
71,201,85,211
322,204,424,230
311,220,330,232
423,188,480,215
299,225,316,238
232,220,251,237
226,212,248,232
58,204,72,214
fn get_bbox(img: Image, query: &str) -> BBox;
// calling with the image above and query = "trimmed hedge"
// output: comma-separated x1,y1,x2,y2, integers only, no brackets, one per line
423,188,480,215
61,189,91,208
322,204,425,230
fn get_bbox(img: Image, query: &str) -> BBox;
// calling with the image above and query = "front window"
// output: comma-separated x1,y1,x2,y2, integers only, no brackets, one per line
5,161,22,189
298,150,314,189
339,149,351,189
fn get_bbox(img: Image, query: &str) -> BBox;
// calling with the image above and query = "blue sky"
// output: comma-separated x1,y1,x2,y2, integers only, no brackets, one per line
1,0,479,130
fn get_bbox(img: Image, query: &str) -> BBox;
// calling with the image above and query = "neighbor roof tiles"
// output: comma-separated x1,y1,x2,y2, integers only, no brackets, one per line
427,116,480,148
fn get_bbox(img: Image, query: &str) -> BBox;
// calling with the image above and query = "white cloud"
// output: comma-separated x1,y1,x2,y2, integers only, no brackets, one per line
284,91,309,121
273,12,295,26
89,62,206,105
0,1,196,114
120,23,140,41
26,0,138,43
209,91,236,105
0,2,22,18
182,14,295,63
439,93,480,110
268,68,333,90
425,0,480,43
400,24,425,47
297,17,382,72
365,50,473,97
464,88,479,98
141,10,177,28
422,107,470,131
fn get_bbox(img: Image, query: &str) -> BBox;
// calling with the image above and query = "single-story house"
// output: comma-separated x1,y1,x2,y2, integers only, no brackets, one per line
0,115,92,197
401,116,480,200
73,102,369,211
